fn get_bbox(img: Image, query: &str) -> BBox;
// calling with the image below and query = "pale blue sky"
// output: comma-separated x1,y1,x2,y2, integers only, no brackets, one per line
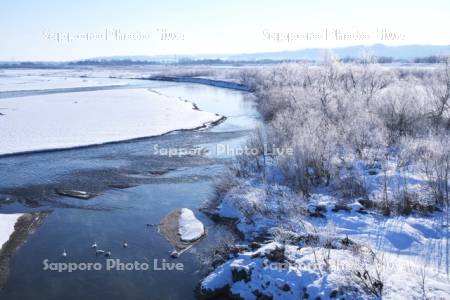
0,0,449,61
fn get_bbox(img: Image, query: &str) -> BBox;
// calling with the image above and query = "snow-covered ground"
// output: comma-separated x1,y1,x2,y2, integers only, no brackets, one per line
0,213,22,250
0,88,221,155
201,241,450,299
202,163,450,299
178,208,205,242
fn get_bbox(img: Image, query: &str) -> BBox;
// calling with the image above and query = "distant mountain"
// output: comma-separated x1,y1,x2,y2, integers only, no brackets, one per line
2,45,449,67
91,44,450,62
228,44,450,61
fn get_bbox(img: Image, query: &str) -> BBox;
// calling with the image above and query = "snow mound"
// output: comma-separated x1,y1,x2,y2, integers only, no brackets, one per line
178,208,205,242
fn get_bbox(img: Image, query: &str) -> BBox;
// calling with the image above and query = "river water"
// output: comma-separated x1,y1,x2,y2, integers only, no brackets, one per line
0,80,259,300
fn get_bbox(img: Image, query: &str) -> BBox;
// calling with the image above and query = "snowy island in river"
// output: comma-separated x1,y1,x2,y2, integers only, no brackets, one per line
0,88,222,156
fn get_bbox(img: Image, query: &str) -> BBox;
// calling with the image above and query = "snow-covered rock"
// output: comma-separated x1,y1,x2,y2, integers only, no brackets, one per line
159,208,206,255
178,208,205,242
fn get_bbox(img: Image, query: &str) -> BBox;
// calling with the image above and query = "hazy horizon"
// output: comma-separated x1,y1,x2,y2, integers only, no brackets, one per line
1,43,450,63
1,0,450,61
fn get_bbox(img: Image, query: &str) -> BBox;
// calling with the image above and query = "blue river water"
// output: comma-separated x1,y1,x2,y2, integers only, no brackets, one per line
0,80,259,300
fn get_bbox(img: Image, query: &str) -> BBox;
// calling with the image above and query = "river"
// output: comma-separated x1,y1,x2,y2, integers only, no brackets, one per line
0,80,259,300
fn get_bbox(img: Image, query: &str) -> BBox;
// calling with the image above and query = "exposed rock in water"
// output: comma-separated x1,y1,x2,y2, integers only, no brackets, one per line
196,283,231,300
0,212,49,289
159,208,206,256
150,168,176,174
170,250,180,258
107,183,137,189
148,170,170,176
55,189,98,199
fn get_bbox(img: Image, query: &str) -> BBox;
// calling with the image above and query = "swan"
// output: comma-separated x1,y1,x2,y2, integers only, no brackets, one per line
104,249,111,257
91,242,97,249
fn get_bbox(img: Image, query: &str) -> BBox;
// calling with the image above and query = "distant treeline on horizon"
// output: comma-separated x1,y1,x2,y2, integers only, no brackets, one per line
0,55,447,69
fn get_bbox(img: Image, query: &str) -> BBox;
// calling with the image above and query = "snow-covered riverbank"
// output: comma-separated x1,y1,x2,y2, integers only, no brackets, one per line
0,88,222,156
198,61,450,299
0,212,49,289
149,76,250,91
200,176,450,299
0,214,22,250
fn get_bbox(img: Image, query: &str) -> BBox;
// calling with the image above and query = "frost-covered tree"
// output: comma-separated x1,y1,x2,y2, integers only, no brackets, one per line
238,57,450,213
